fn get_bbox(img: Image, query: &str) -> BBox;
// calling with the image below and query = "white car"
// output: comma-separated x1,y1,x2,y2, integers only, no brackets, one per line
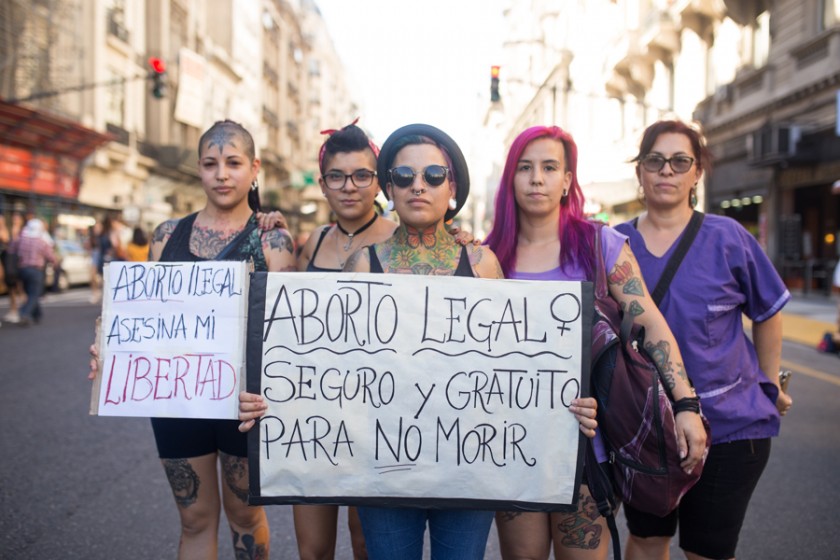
46,239,91,291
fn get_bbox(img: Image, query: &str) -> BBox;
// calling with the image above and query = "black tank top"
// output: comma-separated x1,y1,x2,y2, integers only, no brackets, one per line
159,213,268,271
306,227,342,273
367,244,475,277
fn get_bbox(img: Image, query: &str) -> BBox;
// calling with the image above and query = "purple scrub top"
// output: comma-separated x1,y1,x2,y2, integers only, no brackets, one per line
616,214,789,444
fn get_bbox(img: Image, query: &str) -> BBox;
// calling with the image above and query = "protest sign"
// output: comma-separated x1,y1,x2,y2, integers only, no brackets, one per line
90,260,249,419
247,272,592,511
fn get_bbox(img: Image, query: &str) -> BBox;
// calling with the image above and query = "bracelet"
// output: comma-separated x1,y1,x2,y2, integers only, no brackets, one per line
673,396,701,415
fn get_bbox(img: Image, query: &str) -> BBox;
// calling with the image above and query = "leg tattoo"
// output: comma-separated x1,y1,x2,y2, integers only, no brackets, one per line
497,511,525,523
232,530,268,560
556,493,602,549
163,458,200,508
221,453,249,503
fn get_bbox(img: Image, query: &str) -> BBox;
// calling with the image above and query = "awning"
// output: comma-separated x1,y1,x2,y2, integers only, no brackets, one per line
0,98,112,160
0,99,112,199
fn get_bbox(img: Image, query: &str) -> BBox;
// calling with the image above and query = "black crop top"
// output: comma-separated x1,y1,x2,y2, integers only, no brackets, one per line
305,227,343,273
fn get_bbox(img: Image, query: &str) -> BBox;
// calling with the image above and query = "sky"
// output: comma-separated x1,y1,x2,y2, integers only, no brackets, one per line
315,0,505,154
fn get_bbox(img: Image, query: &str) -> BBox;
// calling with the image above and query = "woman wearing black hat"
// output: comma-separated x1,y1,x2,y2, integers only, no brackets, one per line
341,123,503,559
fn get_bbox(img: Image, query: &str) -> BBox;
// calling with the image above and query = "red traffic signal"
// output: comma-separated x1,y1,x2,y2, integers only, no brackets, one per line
490,65,501,79
149,57,166,74
148,57,167,99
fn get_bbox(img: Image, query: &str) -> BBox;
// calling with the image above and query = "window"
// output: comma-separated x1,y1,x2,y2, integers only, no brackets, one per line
820,0,839,30
104,68,124,127
752,11,770,68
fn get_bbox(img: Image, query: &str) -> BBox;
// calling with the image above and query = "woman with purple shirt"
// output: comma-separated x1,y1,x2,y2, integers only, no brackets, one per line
617,120,791,560
485,125,707,560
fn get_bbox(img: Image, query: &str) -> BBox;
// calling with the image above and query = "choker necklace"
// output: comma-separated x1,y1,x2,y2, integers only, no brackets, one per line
336,214,378,251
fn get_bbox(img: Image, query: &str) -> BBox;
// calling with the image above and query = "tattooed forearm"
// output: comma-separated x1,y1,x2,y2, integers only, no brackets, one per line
163,458,200,508
644,339,687,387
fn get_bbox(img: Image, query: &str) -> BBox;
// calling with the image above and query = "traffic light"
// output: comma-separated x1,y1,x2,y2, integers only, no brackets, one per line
490,65,501,103
148,57,166,99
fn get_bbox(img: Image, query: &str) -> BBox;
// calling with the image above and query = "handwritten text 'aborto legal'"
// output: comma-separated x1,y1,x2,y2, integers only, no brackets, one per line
251,272,590,509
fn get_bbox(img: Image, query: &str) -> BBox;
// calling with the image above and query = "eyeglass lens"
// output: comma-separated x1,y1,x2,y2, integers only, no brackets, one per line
390,165,449,188
324,169,375,189
642,155,694,173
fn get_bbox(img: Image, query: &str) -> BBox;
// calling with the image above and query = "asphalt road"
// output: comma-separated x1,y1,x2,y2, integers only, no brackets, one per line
1,290,838,559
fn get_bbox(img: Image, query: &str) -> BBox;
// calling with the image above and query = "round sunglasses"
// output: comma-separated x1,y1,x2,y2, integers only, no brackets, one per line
388,165,450,188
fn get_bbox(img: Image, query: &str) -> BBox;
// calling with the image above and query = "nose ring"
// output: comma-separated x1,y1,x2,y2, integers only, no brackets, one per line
412,187,426,195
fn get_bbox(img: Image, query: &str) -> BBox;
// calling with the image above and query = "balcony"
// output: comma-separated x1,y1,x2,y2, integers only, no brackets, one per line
640,11,680,62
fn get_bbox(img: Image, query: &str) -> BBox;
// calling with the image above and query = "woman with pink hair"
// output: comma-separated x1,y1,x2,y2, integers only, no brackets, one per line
485,126,708,560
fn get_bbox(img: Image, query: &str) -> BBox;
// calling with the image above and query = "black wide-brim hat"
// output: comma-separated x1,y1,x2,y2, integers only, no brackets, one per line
377,123,470,222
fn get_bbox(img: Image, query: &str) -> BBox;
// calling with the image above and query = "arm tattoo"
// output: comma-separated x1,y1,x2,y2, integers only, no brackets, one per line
162,458,200,508
608,261,633,286
623,277,644,296
627,300,644,317
152,219,178,244
265,229,294,254
645,339,676,390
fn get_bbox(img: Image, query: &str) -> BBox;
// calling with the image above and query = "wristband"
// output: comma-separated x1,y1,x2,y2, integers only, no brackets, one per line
673,396,701,415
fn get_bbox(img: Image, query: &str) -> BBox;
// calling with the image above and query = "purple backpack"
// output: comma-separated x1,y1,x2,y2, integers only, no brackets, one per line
585,223,710,545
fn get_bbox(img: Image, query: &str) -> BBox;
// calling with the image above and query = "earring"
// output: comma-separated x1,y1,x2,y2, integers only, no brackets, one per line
690,187,698,208
448,198,457,210
385,200,395,212
251,180,259,191
561,190,568,199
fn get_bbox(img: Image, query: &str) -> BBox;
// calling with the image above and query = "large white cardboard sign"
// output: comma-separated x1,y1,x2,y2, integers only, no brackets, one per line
90,261,249,419
247,272,593,511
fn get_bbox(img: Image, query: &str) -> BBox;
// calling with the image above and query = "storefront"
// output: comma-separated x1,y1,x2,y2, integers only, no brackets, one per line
0,99,112,240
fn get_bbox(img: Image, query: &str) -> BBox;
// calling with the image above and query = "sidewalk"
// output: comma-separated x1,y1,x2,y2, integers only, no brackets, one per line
777,292,837,348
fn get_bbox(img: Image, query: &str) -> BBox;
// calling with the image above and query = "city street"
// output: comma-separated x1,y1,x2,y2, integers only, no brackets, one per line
1,289,839,559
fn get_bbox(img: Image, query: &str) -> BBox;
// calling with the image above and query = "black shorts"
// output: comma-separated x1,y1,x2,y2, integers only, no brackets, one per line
150,417,248,459
624,438,771,559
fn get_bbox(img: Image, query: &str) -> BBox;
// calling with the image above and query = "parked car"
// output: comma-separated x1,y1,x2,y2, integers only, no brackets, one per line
46,239,91,291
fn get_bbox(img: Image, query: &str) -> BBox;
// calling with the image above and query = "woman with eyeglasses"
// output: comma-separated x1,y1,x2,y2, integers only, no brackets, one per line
296,120,397,276
616,121,790,560
292,121,393,560
484,125,707,560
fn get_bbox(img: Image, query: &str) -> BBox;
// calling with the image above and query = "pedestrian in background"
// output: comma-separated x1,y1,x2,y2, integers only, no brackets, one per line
126,226,150,261
2,211,25,323
90,119,295,559
483,125,705,560
9,217,56,326
617,120,791,560
87,221,104,303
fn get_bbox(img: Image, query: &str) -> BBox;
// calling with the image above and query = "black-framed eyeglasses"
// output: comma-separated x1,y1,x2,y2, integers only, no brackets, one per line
389,165,450,188
641,154,695,174
322,169,377,189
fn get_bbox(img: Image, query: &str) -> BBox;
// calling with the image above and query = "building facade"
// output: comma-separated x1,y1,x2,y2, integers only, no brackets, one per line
485,0,839,293
0,0,358,242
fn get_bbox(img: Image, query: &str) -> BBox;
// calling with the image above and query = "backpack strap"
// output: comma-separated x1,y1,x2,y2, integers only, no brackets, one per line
584,443,622,560
645,210,704,306
215,216,258,260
